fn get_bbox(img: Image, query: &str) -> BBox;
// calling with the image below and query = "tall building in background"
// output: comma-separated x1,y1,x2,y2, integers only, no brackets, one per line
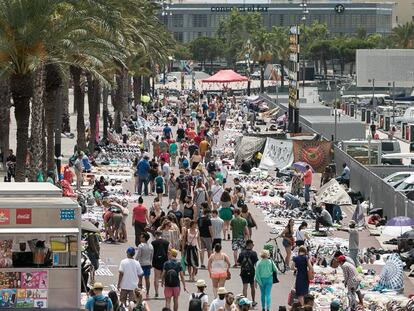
354,0,412,26
162,0,393,43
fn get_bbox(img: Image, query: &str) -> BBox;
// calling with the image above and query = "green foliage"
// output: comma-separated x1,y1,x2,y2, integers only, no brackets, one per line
217,11,263,67
392,22,414,48
189,36,223,64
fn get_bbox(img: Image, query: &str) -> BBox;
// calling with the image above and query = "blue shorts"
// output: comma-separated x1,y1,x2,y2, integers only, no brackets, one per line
142,265,151,277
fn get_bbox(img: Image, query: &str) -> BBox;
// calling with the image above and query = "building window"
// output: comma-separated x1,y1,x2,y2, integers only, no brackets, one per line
192,14,207,28
172,14,184,28
173,32,183,42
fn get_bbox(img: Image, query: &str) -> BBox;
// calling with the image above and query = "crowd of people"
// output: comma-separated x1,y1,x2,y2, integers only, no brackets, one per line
78,89,365,311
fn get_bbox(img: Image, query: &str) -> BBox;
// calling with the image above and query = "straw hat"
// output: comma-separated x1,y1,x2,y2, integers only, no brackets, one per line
196,279,207,288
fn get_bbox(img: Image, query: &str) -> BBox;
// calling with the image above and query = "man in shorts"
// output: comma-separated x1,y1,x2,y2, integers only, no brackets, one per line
237,239,259,306
161,249,186,311
117,247,143,305
230,208,249,267
198,206,213,269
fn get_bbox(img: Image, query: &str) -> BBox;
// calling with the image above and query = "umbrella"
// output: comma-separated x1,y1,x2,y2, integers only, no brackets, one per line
292,162,315,173
140,95,151,103
401,229,414,239
386,216,414,227
81,220,100,233
378,253,404,291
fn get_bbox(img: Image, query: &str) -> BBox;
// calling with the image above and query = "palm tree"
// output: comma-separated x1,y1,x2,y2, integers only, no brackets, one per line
270,27,290,88
0,79,10,169
392,22,414,48
249,30,273,93
0,0,60,181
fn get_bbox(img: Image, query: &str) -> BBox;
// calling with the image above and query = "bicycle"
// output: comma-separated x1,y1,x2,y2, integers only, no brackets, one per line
266,236,287,273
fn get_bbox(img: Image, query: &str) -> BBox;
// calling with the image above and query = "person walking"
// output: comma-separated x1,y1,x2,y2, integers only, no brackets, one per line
240,204,257,239
85,282,114,311
303,165,313,203
152,231,170,298
188,279,209,311
219,191,233,240
117,247,144,306
281,219,295,268
74,152,83,190
295,221,310,247
208,243,231,297
137,155,150,196
292,246,314,305
161,249,187,311
254,249,277,311
128,288,150,311
132,196,148,247
209,287,227,311
198,207,213,269
210,210,224,249
230,208,249,267
169,139,178,167
348,220,360,266
168,172,177,204
136,232,153,299
184,220,200,282
161,158,171,195
237,240,258,307
155,171,166,205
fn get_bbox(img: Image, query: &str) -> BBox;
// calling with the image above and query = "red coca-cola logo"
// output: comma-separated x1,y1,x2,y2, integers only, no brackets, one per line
16,209,32,224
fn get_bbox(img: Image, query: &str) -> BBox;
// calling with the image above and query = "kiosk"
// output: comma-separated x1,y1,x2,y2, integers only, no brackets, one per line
0,183,80,310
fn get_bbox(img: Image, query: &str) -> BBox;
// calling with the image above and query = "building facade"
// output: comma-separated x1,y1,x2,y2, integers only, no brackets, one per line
355,0,413,26
162,0,393,43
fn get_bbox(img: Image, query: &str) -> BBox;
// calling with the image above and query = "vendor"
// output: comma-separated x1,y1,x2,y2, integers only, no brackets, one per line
93,176,108,203
314,204,333,232
240,160,252,175
252,151,262,168
280,192,301,210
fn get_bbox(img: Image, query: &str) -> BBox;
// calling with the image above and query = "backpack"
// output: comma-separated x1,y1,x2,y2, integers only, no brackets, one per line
164,262,180,287
237,197,245,208
207,161,216,173
177,175,187,190
93,297,108,311
240,253,255,276
188,293,205,311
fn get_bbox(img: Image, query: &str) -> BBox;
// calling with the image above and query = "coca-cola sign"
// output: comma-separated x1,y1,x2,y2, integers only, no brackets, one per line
16,209,32,224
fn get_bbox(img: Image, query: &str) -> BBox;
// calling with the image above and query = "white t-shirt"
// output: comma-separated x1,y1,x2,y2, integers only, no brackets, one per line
122,124,128,135
211,217,224,240
209,297,225,311
162,163,171,179
189,292,208,308
119,258,144,290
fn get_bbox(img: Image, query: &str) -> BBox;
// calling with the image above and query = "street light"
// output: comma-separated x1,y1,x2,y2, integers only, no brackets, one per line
246,39,251,96
161,0,172,85
368,78,375,117
388,81,396,124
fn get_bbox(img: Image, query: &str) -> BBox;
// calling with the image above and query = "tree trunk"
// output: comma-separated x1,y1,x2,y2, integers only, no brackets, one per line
143,76,151,95
0,79,11,170
44,64,63,173
114,67,129,132
102,87,109,140
70,65,86,152
29,66,45,182
133,75,141,106
260,63,265,93
323,57,328,77
10,73,33,181
87,74,101,154
61,79,70,133
350,62,355,75
280,60,285,88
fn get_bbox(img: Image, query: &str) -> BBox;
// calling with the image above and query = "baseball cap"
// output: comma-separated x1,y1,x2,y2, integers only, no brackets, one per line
239,298,253,306
127,247,136,255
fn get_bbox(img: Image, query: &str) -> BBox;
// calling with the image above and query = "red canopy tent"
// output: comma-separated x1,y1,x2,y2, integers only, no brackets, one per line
202,69,248,83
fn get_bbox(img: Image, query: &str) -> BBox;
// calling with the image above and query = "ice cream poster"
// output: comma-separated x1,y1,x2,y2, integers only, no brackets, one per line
21,272,48,289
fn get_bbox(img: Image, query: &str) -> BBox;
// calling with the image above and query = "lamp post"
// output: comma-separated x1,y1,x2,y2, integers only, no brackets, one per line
161,0,172,85
300,0,309,98
368,78,375,116
334,79,338,141
246,39,251,96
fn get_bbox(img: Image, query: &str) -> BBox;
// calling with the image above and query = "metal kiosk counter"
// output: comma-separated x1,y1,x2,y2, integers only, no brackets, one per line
0,183,81,310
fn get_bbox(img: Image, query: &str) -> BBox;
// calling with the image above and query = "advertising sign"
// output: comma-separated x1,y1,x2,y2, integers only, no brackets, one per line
0,209,10,225
16,209,32,225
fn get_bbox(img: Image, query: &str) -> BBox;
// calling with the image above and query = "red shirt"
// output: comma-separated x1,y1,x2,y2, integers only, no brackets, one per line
133,204,147,223
303,169,313,186
194,135,202,146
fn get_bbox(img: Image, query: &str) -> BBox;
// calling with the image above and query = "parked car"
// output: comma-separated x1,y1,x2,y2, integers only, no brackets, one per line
381,140,402,165
383,172,414,188
395,175,414,193
158,74,177,83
